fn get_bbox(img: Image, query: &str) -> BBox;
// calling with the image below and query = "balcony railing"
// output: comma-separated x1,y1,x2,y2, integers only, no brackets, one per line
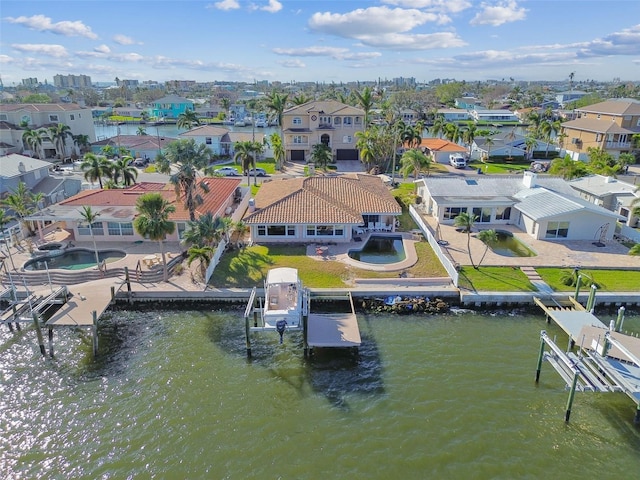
605,141,631,149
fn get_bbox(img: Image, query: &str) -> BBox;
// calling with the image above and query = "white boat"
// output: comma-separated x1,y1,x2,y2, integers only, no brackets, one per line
234,119,246,127
254,117,268,128
263,267,303,330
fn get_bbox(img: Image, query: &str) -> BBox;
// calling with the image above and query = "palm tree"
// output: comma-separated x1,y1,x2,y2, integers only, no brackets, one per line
310,143,333,170
177,109,200,130
430,115,446,139
72,134,91,156
233,141,257,185
524,136,538,160
220,97,231,116
454,211,477,269
266,90,289,138
22,128,47,159
548,155,587,180
462,122,477,158
0,209,17,270
111,157,138,186
443,123,462,143
1,182,39,238
629,244,640,256
157,139,211,221
399,149,430,179
47,123,73,159
187,245,215,280
133,192,176,282
269,132,285,170
505,128,517,159
354,86,374,127
182,212,224,248
78,206,101,270
483,136,495,163
136,126,148,136
291,93,311,105
476,229,498,268
81,153,112,188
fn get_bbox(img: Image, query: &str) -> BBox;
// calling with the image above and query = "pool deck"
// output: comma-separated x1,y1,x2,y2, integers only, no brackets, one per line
306,232,420,272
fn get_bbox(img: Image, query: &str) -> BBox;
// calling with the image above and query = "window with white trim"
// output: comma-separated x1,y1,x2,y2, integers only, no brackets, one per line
293,117,302,125
78,221,104,236
545,221,569,239
70,114,75,120
343,135,352,143
354,117,362,125
206,137,212,144
293,136,306,144
334,117,341,125
107,222,134,236
343,117,352,125
49,114,59,122
319,116,331,125
257,225,296,237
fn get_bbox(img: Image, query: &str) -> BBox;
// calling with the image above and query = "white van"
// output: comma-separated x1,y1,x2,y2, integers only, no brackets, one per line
449,154,466,168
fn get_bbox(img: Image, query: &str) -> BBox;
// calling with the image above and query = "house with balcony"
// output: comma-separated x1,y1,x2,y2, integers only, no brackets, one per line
560,100,640,161
281,100,365,163
243,174,401,244
568,174,640,226
0,103,96,159
416,171,622,241
149,94,194,121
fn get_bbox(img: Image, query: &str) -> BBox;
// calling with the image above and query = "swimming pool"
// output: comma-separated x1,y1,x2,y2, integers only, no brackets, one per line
481,230,537,257
348,235,407,264
23,248,126,271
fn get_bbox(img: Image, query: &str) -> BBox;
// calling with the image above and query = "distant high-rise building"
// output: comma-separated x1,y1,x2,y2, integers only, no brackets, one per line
22,78,39,87
116,79,140,88
53,74,92,88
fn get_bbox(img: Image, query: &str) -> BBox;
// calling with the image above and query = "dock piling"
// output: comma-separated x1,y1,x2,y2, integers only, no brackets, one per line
574,274,582,300
565,372,579,422
92,310,98,358
31,312,46,357
48,327,54,358
124,267,132,303
535,331,546,383
615,306,625,332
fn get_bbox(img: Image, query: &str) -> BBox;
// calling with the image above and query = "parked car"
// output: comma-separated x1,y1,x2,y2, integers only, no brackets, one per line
214,167,240,176
133,158,150,167
246,168,267,177
449,154,466,169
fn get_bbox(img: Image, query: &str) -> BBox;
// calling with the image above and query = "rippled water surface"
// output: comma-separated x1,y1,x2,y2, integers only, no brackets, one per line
1,308,639,479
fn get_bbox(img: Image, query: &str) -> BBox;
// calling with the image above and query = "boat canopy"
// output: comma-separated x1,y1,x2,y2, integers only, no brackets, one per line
266,267,298,285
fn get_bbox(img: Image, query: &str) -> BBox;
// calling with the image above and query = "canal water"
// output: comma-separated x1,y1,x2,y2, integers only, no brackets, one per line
1,308,639,478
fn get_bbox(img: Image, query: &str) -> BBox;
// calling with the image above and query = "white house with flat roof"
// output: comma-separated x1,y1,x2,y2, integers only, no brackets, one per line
416,171,622,241
568,174,640,226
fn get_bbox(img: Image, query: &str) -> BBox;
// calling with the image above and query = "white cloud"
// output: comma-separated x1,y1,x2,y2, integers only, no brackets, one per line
113,34,140,46
0,54,13,63
11,43,69,58
277,59,305,68
273,46,349,57
470,1,527,27
383,0,472,14
211,0,240,11
577,24,640,57
5,14,98,39
94,44,111,54
260,0,282,13
359,31,466,50
309,6,447,38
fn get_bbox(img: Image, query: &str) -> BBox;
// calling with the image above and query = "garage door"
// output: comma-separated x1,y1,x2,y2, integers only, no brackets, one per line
336,149,358,161
291,150,305,162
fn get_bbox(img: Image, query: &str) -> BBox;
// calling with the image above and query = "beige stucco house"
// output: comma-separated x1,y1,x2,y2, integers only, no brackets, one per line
281,100,365,163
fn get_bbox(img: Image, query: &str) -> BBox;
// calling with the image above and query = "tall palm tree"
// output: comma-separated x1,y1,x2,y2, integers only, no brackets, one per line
291,93,311,105
0,209,17,270
524,136,538,160
310,143,332,170
443,123,462,143
47,123,73,159
22,128,47,159
112,157,138,186
157,139,211,221
182,212,224,248
177,109,200,130
505,128,517,159
483,136,495,163
233,141,257,186
430,115,446,139
78,206,101,270
399,149,430,179
454,211,477,269
476,229,498,268
266,90,289,138
133,192,176,282
81,153,112,188
462,121,477,158
354,86,374,127
269,132,285,170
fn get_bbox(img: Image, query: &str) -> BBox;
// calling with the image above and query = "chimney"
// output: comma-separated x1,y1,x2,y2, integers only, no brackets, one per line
248,198,255,213
522,171,537,188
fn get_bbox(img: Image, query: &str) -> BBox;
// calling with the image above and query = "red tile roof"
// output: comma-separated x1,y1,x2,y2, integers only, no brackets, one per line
60,178,241,221
417,138,467,153
244,174,401,225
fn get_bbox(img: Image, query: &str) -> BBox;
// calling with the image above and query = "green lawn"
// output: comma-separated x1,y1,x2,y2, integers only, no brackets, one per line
537,268,640,292
467,160,531,175
457,266,536,292
209,240,448,289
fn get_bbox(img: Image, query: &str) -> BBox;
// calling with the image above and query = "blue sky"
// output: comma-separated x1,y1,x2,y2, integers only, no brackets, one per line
1,0,639,86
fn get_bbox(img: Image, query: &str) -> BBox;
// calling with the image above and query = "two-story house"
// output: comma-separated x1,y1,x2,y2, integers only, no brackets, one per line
560,99,640,161
281,100,365,163
150,94,194,120
0,103,96,158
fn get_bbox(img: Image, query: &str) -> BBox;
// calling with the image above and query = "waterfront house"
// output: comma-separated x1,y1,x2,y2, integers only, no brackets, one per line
179,125,230,157
281,100,365,163
91,135,177,160
436,108,472,123
27,178,243,244
470,109,519,124
415,138,467,164
150,95,194,121
0,103,96,158
559,99,640,161
568,174,640,226
243,174,401,244
416,171,622,241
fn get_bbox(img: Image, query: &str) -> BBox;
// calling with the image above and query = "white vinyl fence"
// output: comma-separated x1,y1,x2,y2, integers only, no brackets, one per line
617,223,640,243
409,204,459,287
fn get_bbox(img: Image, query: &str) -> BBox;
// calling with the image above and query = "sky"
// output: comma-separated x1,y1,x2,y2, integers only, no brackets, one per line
1,0,639,87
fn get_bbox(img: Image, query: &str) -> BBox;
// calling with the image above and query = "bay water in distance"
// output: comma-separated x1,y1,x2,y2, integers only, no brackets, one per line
1,308,639,479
